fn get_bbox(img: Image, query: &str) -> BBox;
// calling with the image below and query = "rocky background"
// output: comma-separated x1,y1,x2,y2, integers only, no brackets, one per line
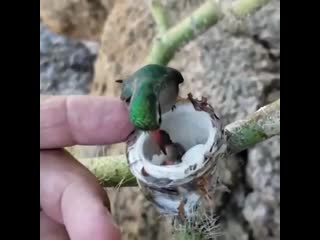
40,0,280,239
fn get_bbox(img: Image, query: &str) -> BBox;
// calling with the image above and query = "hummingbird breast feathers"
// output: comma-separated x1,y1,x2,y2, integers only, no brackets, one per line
129,90,160,131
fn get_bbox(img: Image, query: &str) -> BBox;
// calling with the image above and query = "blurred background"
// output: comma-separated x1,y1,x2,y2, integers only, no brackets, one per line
40,0,280,239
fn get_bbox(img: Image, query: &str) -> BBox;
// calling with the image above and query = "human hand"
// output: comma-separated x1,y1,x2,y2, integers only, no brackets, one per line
40,95,133,240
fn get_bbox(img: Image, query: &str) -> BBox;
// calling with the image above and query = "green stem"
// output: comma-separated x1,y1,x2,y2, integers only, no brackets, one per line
146,0,271,65
232,0,271,17
149,0,170,34
147,0,221,65
77,99,279,187
225,99,280,154
78,155,137,187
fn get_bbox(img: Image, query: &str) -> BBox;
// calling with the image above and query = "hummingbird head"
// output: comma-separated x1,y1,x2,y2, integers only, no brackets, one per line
115,79,132,104
150,129,173,155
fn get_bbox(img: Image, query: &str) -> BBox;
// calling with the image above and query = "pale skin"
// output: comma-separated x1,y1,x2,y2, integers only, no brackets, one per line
40,95,134,240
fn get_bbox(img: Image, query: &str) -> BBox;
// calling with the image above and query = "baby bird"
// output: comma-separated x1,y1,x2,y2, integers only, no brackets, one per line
152,129,186,165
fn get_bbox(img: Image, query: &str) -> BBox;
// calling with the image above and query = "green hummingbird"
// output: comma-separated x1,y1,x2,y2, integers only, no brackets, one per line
116,64,184,153
116,64,184,130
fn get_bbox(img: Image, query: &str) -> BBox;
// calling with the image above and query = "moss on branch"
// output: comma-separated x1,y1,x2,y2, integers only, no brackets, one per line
78,155,137,187
231,0,271,17
224,99,280,154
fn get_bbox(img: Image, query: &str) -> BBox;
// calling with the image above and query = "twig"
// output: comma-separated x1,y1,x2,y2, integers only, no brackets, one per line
77,99,280,187
231,0,271,17
78,155,137,187
149,0,170,33
225,99,280,154
146,0,271,65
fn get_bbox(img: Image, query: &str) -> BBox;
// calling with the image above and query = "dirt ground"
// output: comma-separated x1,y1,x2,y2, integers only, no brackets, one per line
40,0,280,239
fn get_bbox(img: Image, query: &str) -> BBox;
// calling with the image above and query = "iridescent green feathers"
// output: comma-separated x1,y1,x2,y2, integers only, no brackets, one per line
117,64,184,131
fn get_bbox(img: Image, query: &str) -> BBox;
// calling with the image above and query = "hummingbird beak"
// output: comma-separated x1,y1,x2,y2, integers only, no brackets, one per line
150,129,167,155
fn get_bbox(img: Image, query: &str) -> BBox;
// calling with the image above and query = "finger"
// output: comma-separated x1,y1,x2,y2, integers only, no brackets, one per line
40,211,70,240
40,150,121,240
40,95,133,149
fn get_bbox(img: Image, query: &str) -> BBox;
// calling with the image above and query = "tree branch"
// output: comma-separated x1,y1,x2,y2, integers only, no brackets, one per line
77,99,280,187
78,155,137,187
225,99,280,154
231,0,271,17
146,0,271,65
149,0,170,34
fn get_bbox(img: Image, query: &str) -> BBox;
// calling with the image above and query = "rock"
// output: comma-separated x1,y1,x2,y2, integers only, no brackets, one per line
40,0,115,41
40,23,98,95
90,0,156,97
247,0,280,52
107,187,172,240
243,137,280,240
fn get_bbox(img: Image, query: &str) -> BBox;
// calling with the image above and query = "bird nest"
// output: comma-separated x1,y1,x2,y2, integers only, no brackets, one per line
126,94,227,218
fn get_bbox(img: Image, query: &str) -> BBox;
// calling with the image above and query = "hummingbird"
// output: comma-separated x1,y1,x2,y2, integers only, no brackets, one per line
154,129,186,165
116,64,184,154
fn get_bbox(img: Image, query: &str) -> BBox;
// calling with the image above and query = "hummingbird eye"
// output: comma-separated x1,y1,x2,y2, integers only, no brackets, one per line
125,96,131,103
